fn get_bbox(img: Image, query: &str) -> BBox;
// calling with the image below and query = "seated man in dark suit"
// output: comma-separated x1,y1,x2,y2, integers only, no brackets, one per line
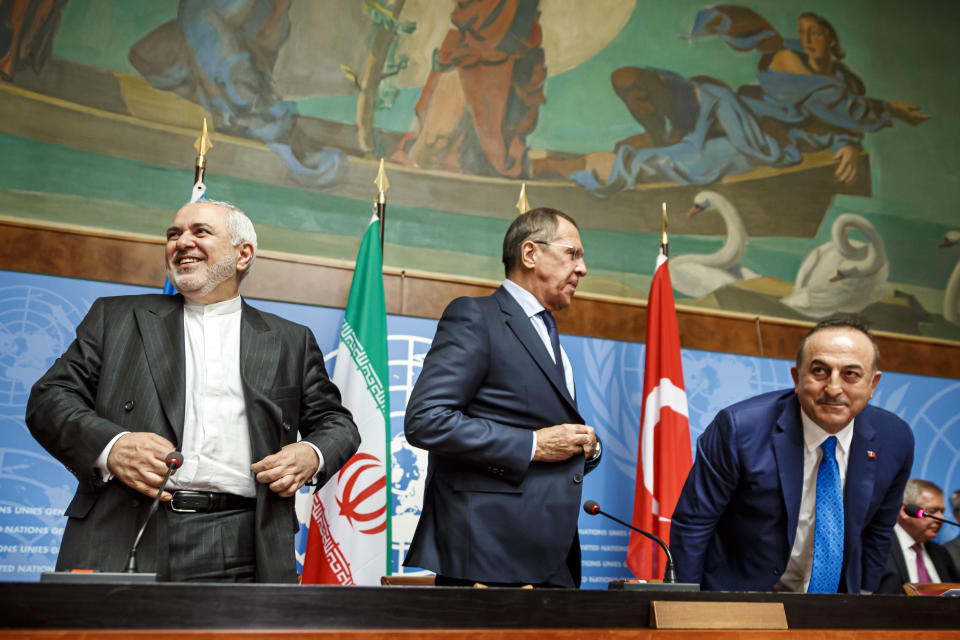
946,489,960,571
27,200,360,582
876,479,960,593
404,207,601,587
671,319,914,593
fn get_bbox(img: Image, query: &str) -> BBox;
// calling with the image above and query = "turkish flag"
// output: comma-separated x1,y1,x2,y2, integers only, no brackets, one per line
626,249,692,580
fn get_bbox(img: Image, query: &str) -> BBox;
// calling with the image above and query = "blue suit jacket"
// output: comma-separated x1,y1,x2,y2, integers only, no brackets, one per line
403,287,600,586
670,389,913,592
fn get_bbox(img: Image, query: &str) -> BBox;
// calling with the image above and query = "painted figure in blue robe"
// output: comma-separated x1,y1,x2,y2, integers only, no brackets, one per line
130,0,342,185
570,7,929,195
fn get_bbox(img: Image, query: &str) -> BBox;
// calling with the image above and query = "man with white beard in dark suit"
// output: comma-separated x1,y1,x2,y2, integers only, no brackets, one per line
27,200,359,582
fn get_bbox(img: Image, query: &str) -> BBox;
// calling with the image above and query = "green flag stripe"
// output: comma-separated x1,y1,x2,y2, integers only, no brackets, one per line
338,319,387,419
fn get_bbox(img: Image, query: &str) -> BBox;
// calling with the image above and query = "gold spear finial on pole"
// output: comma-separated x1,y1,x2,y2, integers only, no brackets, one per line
375,157,390,196
193,118,213,184
661,201,669,256
374,158,389,251
516,182,530,214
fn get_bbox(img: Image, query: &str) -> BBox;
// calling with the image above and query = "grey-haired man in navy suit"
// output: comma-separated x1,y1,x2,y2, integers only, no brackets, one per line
404,207,601,588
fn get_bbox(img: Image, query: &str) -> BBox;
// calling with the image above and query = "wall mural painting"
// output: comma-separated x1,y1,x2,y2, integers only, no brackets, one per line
1,0,957,342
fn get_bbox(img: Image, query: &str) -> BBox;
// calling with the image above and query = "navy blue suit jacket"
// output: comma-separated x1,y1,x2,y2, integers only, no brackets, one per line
403,287,600,586
670,389,913,592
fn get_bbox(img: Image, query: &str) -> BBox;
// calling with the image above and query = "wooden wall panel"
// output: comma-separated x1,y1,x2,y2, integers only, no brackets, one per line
2,218,958,379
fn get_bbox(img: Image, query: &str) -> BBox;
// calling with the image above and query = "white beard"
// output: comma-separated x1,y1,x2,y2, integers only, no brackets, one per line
168,253,237,298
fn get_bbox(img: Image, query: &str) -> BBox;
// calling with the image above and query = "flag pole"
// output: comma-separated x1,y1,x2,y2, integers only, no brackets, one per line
165,119,213,294
660,201,669,257
516,182,531,214
375,158,389,253
194,118,212,186
626,199,691,581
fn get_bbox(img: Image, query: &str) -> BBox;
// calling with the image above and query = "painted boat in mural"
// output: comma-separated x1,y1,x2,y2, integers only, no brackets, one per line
0,57,869,238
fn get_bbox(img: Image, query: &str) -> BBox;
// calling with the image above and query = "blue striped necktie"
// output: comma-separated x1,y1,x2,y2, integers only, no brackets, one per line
808,436,844,593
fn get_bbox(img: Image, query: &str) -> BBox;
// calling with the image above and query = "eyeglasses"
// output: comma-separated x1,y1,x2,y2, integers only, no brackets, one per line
534,241,584,263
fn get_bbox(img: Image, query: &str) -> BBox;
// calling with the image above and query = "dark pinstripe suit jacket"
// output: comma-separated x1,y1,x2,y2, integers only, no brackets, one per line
26,294,359,583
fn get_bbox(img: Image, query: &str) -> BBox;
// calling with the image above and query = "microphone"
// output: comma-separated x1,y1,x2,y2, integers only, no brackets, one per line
125,451,183,573
905,503,960,527
583,499,677,583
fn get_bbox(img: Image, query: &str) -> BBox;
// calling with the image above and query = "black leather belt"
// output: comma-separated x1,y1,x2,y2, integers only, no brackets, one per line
167,490,256,513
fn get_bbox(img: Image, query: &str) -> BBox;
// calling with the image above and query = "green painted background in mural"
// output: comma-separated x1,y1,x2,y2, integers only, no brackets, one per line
2,0,958,339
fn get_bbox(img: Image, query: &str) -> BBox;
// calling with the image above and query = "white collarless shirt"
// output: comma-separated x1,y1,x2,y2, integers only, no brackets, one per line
169,296,256,497
773,410,853,592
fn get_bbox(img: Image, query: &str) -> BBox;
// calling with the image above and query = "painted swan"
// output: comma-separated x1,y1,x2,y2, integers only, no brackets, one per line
782,213,888,318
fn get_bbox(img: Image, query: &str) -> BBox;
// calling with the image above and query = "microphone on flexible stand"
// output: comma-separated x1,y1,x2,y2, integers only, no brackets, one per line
905,504,960,527
41,450,183,584
125,450,183,573
583,499,679,583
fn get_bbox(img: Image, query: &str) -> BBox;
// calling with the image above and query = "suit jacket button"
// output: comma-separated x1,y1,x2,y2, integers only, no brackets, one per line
573,472,583,484
773,568,782,576
123,400,135,411
282,421,293,431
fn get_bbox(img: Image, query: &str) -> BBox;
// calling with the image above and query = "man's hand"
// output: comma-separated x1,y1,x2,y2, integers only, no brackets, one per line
833,145,858,184
251,442,319,498
888,101,931,126
106,432,178,500
533,424,598,462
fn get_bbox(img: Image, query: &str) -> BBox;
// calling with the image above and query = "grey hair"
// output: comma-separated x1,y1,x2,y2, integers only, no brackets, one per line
950,488,960,517
192,199,258,280
903,478,943,505
501,207,579,277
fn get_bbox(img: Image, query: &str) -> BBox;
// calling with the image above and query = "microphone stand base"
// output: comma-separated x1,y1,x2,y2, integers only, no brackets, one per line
41,571,157,584
608,579,700,592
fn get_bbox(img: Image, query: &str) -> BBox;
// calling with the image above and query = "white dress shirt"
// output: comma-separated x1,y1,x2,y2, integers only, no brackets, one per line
773,409,854,592
893,523,942,583
502,279,577,460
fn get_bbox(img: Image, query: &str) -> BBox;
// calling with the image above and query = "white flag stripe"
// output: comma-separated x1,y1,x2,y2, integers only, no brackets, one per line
325,344,387,582
655,250,668,270
640,378,689,496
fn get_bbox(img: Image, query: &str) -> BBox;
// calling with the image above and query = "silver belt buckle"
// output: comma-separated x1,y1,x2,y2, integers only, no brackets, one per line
170,490,206,513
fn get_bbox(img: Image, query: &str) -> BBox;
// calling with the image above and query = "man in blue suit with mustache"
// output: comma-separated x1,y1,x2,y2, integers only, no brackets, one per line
671,319,914,593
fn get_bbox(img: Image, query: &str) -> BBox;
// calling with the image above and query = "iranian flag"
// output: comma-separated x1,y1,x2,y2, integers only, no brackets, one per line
626,249,692,580
301,214,390,585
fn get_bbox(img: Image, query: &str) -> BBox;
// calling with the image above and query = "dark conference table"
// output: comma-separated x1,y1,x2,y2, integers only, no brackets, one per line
1,582,959,639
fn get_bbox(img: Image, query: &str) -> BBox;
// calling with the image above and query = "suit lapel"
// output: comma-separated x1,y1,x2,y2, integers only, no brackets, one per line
845,415,877,543
772,396,804,549
240,301,281,455
135,296,186,444
495,287,577,412
892,540,910,583
240,301,280,395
